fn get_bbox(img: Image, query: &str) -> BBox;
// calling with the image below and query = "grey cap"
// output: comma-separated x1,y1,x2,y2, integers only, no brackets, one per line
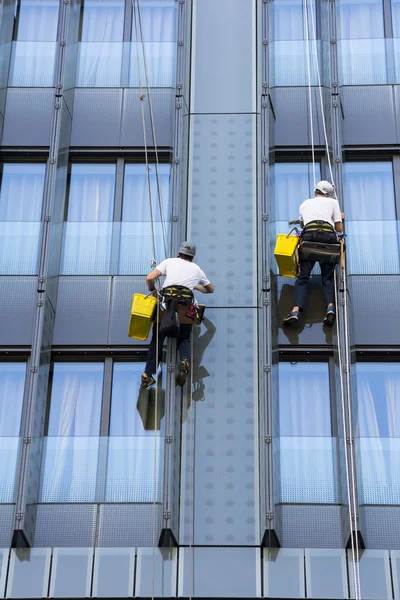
179,241,196,257
315,180,335,197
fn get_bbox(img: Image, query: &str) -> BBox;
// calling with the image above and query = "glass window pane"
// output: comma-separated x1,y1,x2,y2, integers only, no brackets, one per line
119,164,171,274
271,0,316,41
16,0,59,41
61,164,115,274
131,0,177,42
343,162,395,221
393,0,400,37
337,0,384,39
0,164,44,274
273,162,321,223
81,0,125,42
47,363,103,436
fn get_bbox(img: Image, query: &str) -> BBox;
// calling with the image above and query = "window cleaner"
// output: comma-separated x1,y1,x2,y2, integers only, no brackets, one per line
141,241,214,389
282,181,344,326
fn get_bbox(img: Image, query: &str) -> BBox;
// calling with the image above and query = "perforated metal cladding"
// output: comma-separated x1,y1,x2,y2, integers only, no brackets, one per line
34,505,97,547
0,277,36,344
3,89,53,146
0,505,14,547
341,86,397,145
71,90,123,147
108,277,148,345
272,88,325,147
360,506,400,549
277,275,334,346
188,114,256,307
53,277,111,345
120,89,174,148
275,505,345,548
180,308,258,545
97,504,163,547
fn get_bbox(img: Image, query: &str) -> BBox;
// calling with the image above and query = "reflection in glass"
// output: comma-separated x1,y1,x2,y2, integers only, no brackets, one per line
0,164,45,274
131,0,177,43
270,40,321,86
270,0,316,41
10,0,59,86
338,39,388,85
0,363,26,502
355,363,400,504
60,164,115,274
119,164,171,274
273,162,321,222
275,363,338,503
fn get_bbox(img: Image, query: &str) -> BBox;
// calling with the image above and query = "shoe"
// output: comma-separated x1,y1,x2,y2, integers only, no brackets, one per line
282,310,299,325
323,306,336,326
140,374,156,390
176,360,190,387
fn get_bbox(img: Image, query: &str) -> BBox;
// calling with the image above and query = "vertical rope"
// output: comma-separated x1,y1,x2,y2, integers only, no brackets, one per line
303,0,316,189
189,328,194,600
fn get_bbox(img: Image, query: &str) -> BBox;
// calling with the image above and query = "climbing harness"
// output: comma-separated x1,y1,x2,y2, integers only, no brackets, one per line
302,1,362,597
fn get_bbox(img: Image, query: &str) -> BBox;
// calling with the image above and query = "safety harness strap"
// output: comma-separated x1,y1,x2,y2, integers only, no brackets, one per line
162,285,194,304
302,220,335,234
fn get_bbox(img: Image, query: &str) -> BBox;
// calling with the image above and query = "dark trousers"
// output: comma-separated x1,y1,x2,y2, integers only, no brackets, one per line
145,323,192,376
293,231,338,310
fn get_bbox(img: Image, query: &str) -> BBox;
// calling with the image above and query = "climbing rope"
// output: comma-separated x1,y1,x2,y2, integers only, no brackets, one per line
303,1,362,597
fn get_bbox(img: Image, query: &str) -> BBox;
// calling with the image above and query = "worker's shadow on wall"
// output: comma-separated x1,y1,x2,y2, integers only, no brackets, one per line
278,280,333,345
136,316,216,430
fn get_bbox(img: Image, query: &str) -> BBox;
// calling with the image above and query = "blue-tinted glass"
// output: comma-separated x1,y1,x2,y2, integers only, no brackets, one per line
356,363,400,504
275,363,338,503
337,0,384,39
0,164,45,274
60,164,115,274
47,363,103,436
393,0,400,37
16,0,59,41
338,39,388,85
131,0,177,43
0,363,25,503
273,162,321,223
271,0,316,40
119,164,171,274
81,0,124,42
343,162,395,221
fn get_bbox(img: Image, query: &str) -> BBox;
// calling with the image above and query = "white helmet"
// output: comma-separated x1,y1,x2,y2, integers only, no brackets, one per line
315,180,335,197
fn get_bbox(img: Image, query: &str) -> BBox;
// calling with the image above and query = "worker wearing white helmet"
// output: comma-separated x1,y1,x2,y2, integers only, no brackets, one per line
283,181,344,326
141,242,214,389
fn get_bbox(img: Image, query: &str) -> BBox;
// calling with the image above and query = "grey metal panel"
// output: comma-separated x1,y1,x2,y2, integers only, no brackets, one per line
53,277,111,345
93,548,135,598
350,276,400,345
108,276,148,346
71,89,122,147
0,505,14,547
97,503,162,547
6,548,51,599
360,506,400,549
49,548,92,598
34,505,97,547
348,550,392,600
341,86,397,145
192,0,255,114
179,308,259,545
2,89,53,147
305,549,348,599
188,114,257,306
276,276,335,346
273,88,325,147
0,277,36,345
264,549,305,599
275,505,345,548
120,89,174,148
178,547,260,598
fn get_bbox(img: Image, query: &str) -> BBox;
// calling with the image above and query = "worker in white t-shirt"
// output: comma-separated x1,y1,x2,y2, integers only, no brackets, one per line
283,181,344,326
141,241,214,389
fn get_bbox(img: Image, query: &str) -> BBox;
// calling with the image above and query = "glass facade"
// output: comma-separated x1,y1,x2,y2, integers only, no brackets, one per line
0,0,399,597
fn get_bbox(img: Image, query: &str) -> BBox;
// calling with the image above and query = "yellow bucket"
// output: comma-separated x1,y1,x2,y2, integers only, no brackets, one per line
128,294,157,340
274,234,299,278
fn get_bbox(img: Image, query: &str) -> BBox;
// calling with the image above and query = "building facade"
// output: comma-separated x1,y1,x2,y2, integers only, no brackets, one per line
0,0,398,598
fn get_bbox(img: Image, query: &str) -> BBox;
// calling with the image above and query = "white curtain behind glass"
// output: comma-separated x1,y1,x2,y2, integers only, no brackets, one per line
275,363,337,503
61,164,115,274
0,164,45,274
78,0,125,87
0,363,26,502
356,363,400,504
343,162,399,274
40,363,103,502
10,0,59,86
393,0,400,37
130,0,176,87
119,164,171,274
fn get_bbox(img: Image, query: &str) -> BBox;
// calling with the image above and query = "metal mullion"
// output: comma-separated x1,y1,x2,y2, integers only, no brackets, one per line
109,159,124,275
100,357,113,436
383,0,394,38
392,156,400,219
124,0,133,42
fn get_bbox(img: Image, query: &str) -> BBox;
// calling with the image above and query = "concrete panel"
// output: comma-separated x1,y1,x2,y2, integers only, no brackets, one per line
0,277,36,345
192,0,256,114
71,89,122,147
341,86,397,145
53,276,111,345
2,89,53,147
120,89,174,148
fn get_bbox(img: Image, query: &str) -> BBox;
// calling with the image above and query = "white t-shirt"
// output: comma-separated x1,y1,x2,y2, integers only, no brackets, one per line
299,196,342,228
156,257,210,290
